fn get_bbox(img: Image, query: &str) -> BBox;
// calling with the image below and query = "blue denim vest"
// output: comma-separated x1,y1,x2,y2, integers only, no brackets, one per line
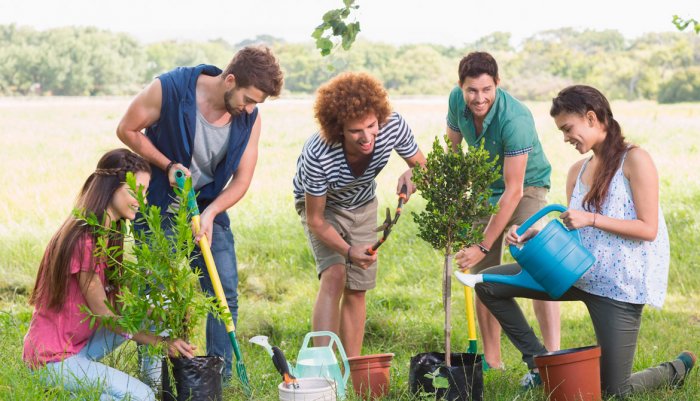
145,64,258,227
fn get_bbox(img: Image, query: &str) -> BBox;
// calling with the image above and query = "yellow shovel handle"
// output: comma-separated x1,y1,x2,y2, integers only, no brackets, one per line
464,286,477,341
192,215,236,333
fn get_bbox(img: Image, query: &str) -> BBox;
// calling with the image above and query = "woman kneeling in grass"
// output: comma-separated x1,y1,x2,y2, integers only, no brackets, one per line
466,85,695,397
23,148,195,401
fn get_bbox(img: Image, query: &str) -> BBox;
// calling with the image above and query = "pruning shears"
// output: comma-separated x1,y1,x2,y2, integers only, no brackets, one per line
366,184,408,255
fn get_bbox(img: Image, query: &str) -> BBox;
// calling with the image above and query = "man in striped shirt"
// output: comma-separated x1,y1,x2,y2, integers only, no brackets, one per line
293,72,426,356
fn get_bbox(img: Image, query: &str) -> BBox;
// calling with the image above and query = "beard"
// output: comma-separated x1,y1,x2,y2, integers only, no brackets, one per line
223,89,242,117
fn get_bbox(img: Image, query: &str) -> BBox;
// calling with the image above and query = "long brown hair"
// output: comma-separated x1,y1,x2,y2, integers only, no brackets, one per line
550,85,633,212
29,149,151,310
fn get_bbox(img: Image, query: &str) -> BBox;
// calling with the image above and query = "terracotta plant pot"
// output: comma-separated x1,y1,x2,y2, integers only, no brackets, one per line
534,345,602,401
347,353,394,399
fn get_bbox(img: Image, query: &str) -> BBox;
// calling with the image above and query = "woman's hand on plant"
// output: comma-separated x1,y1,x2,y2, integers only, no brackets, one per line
505,225,538,245
454,246,485,270
195,208,215,245
165,338,197,359
560,210,594,230
349,245,377,269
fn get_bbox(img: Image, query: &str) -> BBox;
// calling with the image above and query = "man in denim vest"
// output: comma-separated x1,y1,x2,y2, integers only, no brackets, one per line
116,46,283,382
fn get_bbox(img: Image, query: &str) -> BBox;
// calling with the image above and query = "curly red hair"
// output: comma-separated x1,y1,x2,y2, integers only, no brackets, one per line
314,72,392,144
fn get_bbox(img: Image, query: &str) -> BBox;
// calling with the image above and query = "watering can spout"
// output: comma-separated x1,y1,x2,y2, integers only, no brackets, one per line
454,271,484,288
455,269,547,293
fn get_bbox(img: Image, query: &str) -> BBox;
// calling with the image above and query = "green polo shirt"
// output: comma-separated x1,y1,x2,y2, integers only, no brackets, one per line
447,86,551,205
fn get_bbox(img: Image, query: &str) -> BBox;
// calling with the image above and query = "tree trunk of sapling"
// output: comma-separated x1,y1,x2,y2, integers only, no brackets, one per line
444,248,452,367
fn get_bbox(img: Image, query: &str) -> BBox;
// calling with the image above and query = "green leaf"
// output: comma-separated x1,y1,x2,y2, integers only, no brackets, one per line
313,1,361,56
433,374,449,389
312,26,325,40
322,9,341,23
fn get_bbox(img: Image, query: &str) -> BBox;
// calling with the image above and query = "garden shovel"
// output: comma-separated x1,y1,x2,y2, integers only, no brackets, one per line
464,286,478,354
175,171,251,396
464,285,490,371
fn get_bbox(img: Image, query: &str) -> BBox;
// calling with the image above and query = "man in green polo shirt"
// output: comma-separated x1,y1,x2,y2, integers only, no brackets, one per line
449,52,560,375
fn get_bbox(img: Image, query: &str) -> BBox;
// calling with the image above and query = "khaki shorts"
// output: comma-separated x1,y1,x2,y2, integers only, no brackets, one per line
470,186,548,273
296,198,378,291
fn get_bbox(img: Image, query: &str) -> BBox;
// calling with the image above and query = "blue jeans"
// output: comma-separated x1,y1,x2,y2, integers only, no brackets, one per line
42,327,155,401
192,221,238,379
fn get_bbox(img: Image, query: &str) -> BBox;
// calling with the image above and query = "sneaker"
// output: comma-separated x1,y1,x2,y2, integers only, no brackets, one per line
673,351,696,388
520,369,542,390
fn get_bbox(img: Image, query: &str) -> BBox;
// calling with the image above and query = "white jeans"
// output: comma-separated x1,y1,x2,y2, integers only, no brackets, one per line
42,327,155,401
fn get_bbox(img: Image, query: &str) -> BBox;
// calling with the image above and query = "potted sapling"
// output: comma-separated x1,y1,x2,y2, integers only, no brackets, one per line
408,135,499,401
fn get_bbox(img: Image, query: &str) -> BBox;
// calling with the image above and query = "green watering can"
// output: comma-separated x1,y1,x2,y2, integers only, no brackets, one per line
455,204,596,299
293,331,350,399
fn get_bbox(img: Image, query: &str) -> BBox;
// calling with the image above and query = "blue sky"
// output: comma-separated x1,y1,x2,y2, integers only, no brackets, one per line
1,0,699,46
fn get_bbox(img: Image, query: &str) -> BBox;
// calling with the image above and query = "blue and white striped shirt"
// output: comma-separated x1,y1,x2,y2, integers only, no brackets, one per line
293,112,418,210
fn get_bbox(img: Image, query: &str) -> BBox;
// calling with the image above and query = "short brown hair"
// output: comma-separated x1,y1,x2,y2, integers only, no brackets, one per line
314,72,392,144
458,51,499,85
223,46,284,97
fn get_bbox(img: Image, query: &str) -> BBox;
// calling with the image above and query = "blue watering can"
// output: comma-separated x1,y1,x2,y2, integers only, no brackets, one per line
455,204,595,299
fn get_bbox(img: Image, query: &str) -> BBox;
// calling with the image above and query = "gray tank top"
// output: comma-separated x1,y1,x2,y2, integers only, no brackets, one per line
190,110,230,190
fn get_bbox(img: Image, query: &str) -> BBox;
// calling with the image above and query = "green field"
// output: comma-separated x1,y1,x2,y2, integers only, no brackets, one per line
0,97,698,400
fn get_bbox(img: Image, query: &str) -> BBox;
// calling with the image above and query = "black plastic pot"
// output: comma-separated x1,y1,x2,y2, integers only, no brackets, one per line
409,352,483,401
162,355,224,401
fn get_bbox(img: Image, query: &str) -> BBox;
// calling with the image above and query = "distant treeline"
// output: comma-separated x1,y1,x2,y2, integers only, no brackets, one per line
2,24,700,103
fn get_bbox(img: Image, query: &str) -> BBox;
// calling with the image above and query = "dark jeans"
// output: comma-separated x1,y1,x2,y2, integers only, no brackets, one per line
475,263,686,397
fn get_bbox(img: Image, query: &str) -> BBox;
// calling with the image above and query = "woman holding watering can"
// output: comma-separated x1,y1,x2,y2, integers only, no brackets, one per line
466,85,695,397
292,72,426,357
23,149,196,401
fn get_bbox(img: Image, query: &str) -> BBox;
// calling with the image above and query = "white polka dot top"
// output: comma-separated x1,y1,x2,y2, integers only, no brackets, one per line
570,151,670,308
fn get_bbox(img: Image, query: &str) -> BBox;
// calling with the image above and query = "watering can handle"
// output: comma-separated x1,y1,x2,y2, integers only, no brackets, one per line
511,204,583,259
515,204,568,236
300,331,351,385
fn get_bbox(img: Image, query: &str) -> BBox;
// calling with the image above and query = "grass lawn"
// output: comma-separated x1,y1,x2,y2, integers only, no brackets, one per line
0,96,698,400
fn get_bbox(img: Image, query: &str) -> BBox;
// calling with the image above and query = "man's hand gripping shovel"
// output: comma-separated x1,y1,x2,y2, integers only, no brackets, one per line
175,170,252,396
366,184,408,255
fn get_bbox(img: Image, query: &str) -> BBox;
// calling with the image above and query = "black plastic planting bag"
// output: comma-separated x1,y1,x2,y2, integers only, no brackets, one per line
409,352,483,401
162,356,224,401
